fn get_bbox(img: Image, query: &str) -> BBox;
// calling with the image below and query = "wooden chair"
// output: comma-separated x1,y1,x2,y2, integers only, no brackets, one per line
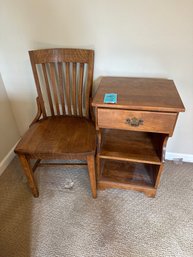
15,48,97,198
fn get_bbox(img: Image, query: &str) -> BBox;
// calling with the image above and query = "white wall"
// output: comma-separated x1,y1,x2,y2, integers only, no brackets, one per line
0,73,20,167
0,0,193,155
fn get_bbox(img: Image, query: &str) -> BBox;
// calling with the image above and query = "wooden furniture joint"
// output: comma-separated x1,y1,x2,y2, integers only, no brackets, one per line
92,77,185,197
14,48,97,198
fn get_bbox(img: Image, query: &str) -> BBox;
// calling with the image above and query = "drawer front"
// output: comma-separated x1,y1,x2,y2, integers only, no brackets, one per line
97,108,177,135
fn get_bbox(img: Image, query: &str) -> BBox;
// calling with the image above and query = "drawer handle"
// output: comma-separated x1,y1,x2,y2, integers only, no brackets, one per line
126,117,144,127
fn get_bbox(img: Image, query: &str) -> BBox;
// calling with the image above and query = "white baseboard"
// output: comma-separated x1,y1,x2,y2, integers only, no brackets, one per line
165,151,193,163
0,141,19,176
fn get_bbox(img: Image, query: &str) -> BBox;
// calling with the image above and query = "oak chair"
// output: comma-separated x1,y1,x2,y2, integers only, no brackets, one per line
15,48,97,198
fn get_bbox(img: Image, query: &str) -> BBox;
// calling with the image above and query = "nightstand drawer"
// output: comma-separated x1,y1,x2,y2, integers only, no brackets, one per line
97,108,177,135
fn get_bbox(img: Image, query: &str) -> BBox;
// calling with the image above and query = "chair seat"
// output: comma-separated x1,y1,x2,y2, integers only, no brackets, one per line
15,116,96,158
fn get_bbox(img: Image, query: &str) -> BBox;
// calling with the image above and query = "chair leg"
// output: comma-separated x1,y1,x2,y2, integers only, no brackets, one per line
18,154,39,197
87,155,97,198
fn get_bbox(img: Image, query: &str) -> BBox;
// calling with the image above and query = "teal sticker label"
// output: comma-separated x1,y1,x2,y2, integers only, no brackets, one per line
104,93,117,104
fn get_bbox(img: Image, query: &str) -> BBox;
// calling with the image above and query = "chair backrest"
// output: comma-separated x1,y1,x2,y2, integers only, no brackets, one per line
29,48,94,119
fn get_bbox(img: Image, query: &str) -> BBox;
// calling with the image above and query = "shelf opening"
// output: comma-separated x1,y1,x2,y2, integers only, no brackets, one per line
100,129,168,164
100,159,160,188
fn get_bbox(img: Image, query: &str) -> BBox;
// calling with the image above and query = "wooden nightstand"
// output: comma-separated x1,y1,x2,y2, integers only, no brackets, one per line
92,77,185,197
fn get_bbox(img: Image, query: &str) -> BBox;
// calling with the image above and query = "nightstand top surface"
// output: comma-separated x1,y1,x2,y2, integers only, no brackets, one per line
92,77,185,112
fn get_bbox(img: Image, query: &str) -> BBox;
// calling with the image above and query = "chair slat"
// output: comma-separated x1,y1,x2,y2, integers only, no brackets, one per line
58,62,65,115
84,69,89,118
29,49,94,118
65,62,71,115
78,63,84,116
50,63,60,115
29,52,47,118
42,63,55,116
72,63,77,115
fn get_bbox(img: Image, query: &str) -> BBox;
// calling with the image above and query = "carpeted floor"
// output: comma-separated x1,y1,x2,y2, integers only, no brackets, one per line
0,157,193,257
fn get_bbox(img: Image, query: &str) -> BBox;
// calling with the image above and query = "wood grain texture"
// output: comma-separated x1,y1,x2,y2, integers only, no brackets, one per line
100,160,159,187
78,63,84,116
87,155,97,198
18,154,39,197
65,62,71,115
98,160,157,197
100,129,163,164
50,63,60,115
98,109,177,136
72,63,77,115
30,48,92,64
29,52,47,118
29,48,94,118
30,97,42,127
15,116,96,158
42,63,55,116
92,77,185,112
58,62,65,115
93,76,184,197
15,48,96,198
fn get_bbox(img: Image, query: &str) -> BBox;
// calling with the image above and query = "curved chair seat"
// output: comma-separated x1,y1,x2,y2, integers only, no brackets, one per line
14,48,97,198
15,116,96,158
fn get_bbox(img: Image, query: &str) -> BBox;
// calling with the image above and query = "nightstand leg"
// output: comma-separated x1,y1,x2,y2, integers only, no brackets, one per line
144,190,156,198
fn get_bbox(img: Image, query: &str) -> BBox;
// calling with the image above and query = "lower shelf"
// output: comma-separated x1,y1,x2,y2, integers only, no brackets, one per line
98,159,160,196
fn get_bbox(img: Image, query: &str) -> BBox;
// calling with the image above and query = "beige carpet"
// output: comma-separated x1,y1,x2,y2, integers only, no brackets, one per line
0,157,193,257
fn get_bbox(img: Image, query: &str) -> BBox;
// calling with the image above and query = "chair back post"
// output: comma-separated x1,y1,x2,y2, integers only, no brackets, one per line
86,50,94,118
29,51,47,118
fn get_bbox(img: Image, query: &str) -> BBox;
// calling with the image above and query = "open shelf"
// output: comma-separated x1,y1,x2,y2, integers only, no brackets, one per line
100,159,159,187
99,129,165,165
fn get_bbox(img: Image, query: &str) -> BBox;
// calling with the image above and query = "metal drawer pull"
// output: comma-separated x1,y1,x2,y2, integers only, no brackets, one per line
125,117,144,127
